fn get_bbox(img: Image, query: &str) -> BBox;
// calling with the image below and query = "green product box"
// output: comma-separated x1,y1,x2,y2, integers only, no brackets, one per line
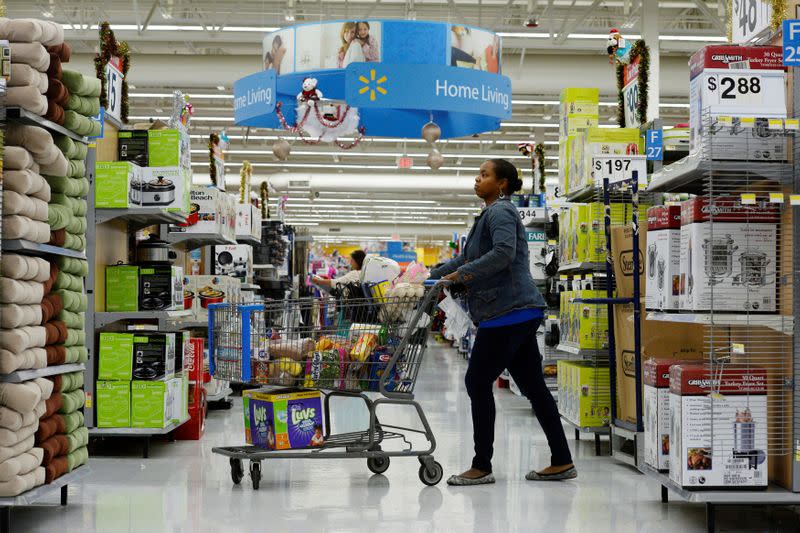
575,290,609,350
148,129,190,168
95,161,140,208
106,265,139,312
131,380,172,428
168,375,186,424
97,381,131,428
98,332,134,380
574,362,611,427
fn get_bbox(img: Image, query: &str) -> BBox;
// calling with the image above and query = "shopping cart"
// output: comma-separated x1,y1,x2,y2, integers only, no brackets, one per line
208,280,445,488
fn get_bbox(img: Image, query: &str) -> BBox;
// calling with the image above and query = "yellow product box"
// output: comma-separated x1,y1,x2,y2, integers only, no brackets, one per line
574,290,609,350
583,128,643,188
558,140,569,194
568,133,586,192
573,362,611,427
560,114,599,138
559,208,572,265
559,291,571,346
559,87,600,116
571,204,590,264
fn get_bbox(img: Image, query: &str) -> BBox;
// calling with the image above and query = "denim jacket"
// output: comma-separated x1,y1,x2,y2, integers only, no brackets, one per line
430,197,546,323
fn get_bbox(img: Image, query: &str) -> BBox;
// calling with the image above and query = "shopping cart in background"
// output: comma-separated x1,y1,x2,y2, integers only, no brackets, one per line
208,280,445,488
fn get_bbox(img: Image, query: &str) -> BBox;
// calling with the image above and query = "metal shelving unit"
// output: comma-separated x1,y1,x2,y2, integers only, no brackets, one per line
6,107,88,144
94,208,185,230
93,310,192,330
560,415,609,456
646,311,793,335
2,240,86,259
236,235,260,246
0,364,85,383
0,467,88,533
88,418,190,458
557,261,604,273
162,229,235,252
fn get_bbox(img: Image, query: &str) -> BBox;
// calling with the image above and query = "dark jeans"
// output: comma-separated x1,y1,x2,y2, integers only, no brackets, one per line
465,318,572,473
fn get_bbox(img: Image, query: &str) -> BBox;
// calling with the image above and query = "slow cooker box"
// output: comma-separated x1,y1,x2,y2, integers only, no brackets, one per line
643,358,685,472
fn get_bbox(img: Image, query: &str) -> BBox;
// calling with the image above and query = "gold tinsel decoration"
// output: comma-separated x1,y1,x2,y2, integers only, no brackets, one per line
260,181,269,219
726,0,733,42
0,2,6,17
239,161,252,204
769,0,787,31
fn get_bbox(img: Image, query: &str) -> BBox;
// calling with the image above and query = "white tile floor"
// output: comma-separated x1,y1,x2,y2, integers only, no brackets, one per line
11,342,800,532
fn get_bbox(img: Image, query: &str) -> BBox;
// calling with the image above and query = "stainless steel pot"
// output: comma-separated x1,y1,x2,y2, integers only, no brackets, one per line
648,244,657,280
129,177,176,206
702,234,737,286
136,234,177,264
737,250,770,287
657,258,666,290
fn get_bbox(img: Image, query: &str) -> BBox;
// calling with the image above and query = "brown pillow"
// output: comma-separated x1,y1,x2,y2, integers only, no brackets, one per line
47,43,71,63
45,346,66,366
42,392,62,419
44,455,68,484
40,434,69,465
46,54,62,80
35,414,66,444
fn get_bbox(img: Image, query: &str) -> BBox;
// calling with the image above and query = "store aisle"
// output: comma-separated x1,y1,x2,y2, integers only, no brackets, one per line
12,342,796,533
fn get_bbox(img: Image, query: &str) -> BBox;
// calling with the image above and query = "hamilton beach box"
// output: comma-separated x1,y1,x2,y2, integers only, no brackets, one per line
669,364,768,489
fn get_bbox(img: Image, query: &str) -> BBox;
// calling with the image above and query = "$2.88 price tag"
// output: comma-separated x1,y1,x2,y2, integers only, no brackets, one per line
706,74,763,106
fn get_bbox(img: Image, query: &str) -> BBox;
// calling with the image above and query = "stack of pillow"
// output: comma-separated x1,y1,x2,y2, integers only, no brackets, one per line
37,371,87,483
49,134,89,252
0,18,64,117
60,70,102,138
44,42,71,126
3,124,57,244
0,378,53,496
0,254,49,373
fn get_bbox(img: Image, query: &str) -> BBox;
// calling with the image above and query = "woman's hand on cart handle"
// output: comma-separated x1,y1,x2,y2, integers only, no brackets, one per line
425,278,454,287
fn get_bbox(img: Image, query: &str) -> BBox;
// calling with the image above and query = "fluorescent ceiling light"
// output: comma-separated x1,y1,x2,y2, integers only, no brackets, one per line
62,23,278,32
496,32,550,38
132,93,234,99
499,31,724,42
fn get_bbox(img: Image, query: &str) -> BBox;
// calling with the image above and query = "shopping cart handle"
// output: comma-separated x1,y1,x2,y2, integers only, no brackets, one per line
424,279,452,287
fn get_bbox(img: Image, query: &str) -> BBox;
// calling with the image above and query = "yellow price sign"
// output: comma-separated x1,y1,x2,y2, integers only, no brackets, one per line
718,116,733,126
740,193,756,205
740,117,756,128
785,119,800,130
791,195,800,206
769,192,784,204
768,119,784,130
731,342,745,354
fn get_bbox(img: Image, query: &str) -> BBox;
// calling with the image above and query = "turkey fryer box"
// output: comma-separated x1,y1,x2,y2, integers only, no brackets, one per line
668,364,768,489
643,358,686,472
678,197,778,312
245,388,324,450
645,205,681,311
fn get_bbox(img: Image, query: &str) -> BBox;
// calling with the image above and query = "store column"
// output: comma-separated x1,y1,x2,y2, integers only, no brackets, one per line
642,0,660,120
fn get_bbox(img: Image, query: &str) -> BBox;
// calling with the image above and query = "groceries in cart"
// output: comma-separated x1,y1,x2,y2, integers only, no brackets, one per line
243,388,325,450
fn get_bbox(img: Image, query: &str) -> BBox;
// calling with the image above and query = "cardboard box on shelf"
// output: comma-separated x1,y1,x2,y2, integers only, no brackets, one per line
235,204,252,238
613,303,705,426
246,388,325,450
132,333,176,381
679,196,778,312
95,161,142,209
132,166,191,214
96,381,131,428
131,378,181,428
573,290,609,350
189,275,228,321
557,361,610,427
669,364,768,488
169,186,220,234
138,265,183,311
645,206,682,310
105,265,139,312
98,332,134,380
581,128,643,189
117,130,148,167
610,224,647,299
251,205,262,241
214,244,253,281
643,358,686,472
148,128,191,169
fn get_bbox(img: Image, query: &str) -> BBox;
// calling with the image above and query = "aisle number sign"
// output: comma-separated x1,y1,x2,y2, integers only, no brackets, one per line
783,20,800,66
645,129,663,161
104,57,123,123
732,0,771,43
592,155,647,187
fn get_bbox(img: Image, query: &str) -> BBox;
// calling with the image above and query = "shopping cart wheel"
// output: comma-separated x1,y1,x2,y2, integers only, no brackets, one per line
230,458,244,485
367,456,390,475
418,462,443,486
250,461,262,490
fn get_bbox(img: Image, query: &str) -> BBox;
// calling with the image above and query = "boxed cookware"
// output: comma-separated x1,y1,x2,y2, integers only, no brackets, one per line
669,364,768,488
688,45,787,159
235,204,252,239
645,205,682,310
96,381,131,428
189,275,228,321
138,265,183,311
148,128,192,170
130,166,191,213
131,377,182,428
118,130,149,167
169,186,221,235
98,332,134,380
581,127,643,190
213,244,253,281
558,361,610,427
132,333,176,381
95,161,142,209
105,264,139,312
679,197,778,312
251,204,262,241
643,358,683,471
168,374,188,425
246,388,324,450
559,87,599,138
610,224,647,299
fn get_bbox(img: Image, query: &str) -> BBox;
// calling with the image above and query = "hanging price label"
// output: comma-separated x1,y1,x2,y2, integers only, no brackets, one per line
732,0,772,43
706,74,764,106
592,155,648,187
518,207,547,225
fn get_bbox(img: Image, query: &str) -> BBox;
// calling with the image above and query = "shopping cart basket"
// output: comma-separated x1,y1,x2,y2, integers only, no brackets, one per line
208,280,445,488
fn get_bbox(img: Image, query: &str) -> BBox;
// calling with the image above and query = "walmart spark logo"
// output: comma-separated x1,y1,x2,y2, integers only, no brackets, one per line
358,69,387,101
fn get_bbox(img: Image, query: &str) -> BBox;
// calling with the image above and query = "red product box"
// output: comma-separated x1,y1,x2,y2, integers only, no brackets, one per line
184,338,205,383
689,45,785,79
647,205,681,231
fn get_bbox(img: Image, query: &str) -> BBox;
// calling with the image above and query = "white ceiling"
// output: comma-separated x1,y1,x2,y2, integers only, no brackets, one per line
9,0,725,241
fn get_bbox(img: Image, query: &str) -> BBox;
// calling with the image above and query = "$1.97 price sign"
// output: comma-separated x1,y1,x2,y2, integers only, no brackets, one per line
592,155,647,187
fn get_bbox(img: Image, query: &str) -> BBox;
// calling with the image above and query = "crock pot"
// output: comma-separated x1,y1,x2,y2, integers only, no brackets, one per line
136,234,177,264
198,286,225,308
129,177,176,206
183,290,195,310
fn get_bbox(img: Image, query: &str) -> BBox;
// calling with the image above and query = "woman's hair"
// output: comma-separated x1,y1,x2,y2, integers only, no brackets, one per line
350,249,366,270
340,22,357,55
272,35,282,48
489,158,523,194
358,21,370,32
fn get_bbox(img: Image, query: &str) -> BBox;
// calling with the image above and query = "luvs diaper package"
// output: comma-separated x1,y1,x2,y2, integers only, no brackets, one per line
247,388,325,450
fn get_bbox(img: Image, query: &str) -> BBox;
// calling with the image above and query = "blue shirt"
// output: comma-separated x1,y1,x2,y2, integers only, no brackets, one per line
479,308,543,329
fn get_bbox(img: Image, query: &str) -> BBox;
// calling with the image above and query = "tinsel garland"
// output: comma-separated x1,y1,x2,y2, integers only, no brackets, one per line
93,22,131,122
240,161,252,204
260,181,270,219
616,40,649,128
208,133,220,187
276,101,366,149
534,143,546,194
0,2,6,17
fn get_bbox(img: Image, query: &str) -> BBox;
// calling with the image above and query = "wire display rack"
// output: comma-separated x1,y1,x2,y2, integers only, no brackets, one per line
638,111,800,532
